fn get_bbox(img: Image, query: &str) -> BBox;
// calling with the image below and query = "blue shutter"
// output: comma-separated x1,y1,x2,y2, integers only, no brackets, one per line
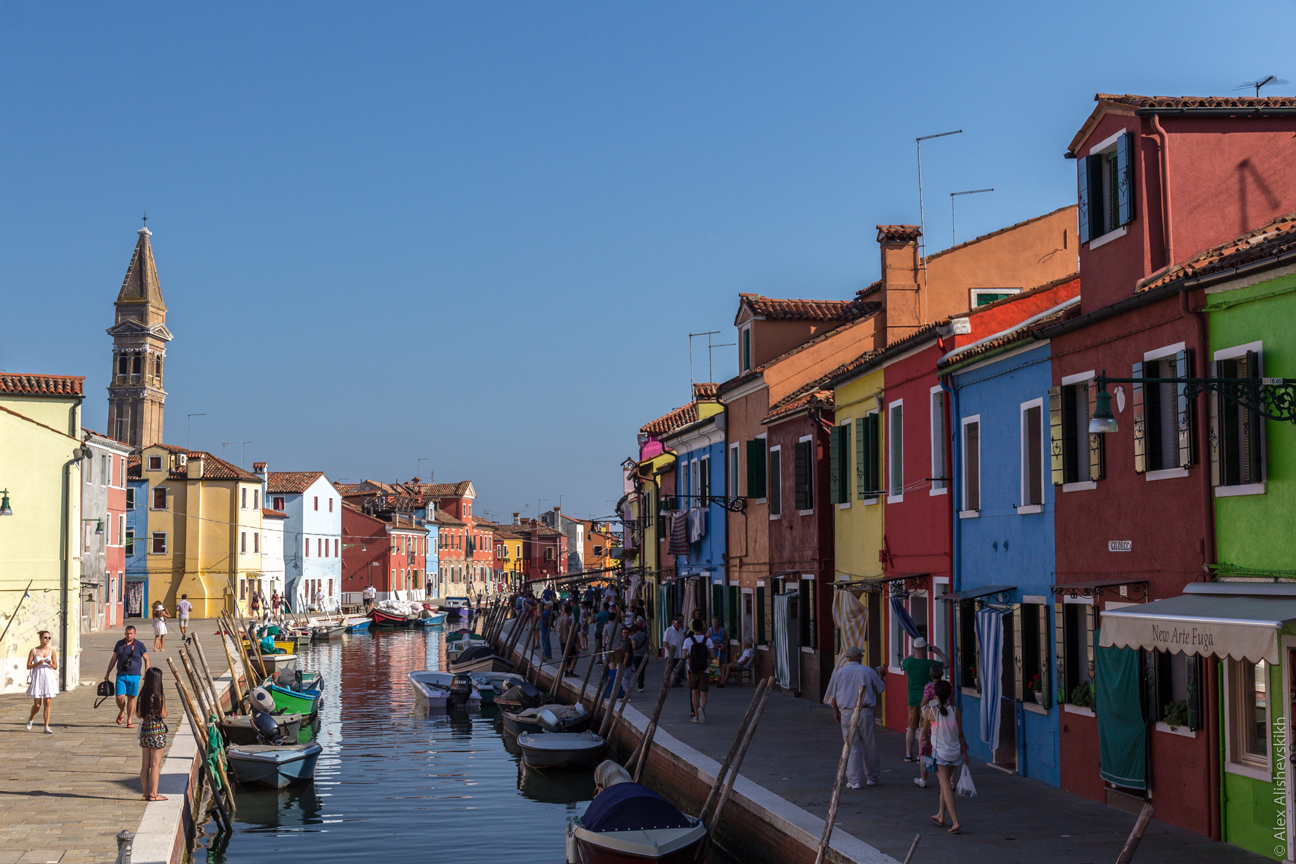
1116,133,1133,227
1077,155,1091,243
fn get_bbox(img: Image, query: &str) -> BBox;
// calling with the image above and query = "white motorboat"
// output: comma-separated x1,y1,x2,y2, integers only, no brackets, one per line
447,644,514,674
226,742,323,788
565,781,707,864
517,731,606,769
408,670,481,710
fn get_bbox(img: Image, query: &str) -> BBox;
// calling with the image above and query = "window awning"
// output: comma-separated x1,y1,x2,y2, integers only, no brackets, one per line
937,585,1015,603
1099,588,1296,664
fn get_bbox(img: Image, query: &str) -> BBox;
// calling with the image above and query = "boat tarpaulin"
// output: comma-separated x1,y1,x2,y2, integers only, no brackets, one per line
581,782,695,832
1096,642,1146,791
1098,592,1296,665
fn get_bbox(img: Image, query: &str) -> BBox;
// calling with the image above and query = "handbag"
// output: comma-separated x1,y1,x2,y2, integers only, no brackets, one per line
956,762,977,797
922,755,936,773
94,679,116,709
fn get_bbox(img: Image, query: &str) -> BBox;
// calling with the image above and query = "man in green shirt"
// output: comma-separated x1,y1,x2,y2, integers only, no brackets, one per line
900,637,946,762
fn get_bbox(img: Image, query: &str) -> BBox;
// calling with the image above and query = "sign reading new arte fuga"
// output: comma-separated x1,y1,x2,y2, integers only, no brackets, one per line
1099,588,1296,665
1148,622,1214,654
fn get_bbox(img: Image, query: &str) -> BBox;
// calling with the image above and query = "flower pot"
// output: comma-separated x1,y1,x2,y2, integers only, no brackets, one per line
1033,691,1045,706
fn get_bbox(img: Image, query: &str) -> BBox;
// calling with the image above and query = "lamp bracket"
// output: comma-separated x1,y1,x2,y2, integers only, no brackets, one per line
1095,374,1296,424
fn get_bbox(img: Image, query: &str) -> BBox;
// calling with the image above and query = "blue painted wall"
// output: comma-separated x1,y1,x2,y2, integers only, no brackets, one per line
950,342,1060,788
124,478,148,617
672,431,727,587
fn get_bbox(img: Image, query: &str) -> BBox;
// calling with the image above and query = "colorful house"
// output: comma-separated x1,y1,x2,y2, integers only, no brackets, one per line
80,429,131,632
0,373,86,693
263,468,342,610
339,504,428,599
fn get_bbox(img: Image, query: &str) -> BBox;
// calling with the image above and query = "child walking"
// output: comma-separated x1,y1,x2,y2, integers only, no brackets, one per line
136,667,169,801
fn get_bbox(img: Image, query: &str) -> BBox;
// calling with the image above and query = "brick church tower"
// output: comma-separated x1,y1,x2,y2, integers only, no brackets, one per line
106,226,172,449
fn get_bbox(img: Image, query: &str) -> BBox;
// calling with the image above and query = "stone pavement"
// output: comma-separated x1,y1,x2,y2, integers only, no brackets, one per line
0,619,229,864
506,621,1267,864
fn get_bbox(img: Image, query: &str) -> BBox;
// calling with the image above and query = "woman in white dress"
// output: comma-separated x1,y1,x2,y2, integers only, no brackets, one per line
26,631,58,733
152,602,170,652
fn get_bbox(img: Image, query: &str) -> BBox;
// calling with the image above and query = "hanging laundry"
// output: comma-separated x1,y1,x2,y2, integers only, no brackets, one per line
687,507,707,543
669,511,689,555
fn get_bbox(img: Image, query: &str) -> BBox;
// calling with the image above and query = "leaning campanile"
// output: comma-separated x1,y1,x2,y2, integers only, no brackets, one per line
106,226,172,449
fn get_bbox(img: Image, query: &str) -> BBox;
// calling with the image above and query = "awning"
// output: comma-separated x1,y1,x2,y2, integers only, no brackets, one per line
938,585,1015,603
1099,588,1296,664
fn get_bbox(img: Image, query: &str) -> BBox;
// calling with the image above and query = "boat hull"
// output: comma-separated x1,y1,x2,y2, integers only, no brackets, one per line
264,682,322,718
343,617,372,632
219,713,303,746
226,742,323,788
408,671,481,710
569,822,707,864
518,732,606,769
448,655,513,675
370,609,416,628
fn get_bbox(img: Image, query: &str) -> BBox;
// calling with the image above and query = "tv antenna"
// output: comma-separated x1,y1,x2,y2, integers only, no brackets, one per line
688,331,721,389
1236,75,1288,97
950,188,994,245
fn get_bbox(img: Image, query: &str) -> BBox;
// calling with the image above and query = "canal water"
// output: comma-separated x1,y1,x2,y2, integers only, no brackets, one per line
192,626,733,864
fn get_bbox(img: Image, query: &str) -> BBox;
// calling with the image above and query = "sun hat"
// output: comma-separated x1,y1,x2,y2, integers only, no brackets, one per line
912,637,928,649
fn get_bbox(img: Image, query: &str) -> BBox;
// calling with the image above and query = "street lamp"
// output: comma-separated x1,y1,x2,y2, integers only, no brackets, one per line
1089,369,1296,435
0,489,11,516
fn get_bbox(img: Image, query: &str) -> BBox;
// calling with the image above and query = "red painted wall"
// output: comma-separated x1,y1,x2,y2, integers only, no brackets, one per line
341,508,389,594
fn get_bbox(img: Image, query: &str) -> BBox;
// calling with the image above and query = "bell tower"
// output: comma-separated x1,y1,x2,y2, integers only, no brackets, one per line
106,225,172,449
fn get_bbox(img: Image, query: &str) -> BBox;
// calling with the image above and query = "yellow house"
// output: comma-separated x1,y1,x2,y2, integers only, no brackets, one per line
132,444,264,618
0,373,86,694
495,528,525,592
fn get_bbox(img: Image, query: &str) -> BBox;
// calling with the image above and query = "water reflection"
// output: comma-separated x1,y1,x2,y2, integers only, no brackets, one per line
517,761,597,805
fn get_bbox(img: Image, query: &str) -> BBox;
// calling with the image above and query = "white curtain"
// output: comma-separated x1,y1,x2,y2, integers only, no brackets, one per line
976,606,1010,751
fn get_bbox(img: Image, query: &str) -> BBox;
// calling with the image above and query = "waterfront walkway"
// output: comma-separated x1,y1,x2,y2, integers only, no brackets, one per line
507,621,1265,864
0,620,228,864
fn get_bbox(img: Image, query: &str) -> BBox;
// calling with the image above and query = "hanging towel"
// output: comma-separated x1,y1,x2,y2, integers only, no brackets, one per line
687,508,707,543
1096,640,1148,790
824,587,871,703
976,606,1009,751
890,596,921,640
669,512,689,555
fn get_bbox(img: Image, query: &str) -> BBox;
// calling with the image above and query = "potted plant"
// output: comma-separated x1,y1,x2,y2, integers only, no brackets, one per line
1071,680,1093,709
1162,699,1189,731
1027,671,1051,708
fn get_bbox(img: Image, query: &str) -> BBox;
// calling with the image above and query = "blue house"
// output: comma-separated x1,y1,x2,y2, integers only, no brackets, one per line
421,502,441,599
123,470,149,619
941,298,1076,788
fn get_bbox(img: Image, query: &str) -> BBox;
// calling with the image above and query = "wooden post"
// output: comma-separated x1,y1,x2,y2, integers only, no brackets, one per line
246,621,269,681
606,654,649,744
525,616,543,685
901,834,921,864
597,661,628,739
1115,803,1156,864
553,616,580,691
218,626,245,713
697,679,772,863
698,678,770,824
575,646,598,710
165,658,232,826
813,684,866,864
223,613,259,700
504,611,526,664
188,636,225,717
632,657,680,782
178,647,214,722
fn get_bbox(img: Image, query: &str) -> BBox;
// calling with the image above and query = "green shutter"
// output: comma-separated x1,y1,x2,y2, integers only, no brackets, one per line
1209,360,1221,486
727,586,738,641
1049,387,1064,485
1077,154,1091,243
1242,351,1263,483
1176,349,1194,468
1116,132,1134,227
794,441,811,511
756,584,766,645
855,418,867,499
712,583,724,629
829,425,843,505
1186,654,1202,730
1054,602,1068,704
746,438,766,499
1132,362,1146,475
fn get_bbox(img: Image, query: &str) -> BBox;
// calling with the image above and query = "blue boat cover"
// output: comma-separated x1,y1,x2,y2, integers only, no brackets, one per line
581,782,694,832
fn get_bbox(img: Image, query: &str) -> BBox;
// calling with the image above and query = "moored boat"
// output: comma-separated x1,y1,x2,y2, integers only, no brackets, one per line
565,782,707,864
408,670,482,710
226,741,324,788
440,596,471,619
263,681,322,718
448,644,513,674
470,671,525,705
503,704,590,736
370,607,416,628
343,615,372,632
517,731,606,769
219,712,304,746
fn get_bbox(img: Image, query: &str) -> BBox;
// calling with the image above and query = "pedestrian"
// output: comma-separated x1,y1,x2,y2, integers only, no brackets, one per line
271,590,281,617
662,615,687,686
540,601,554,660
629,622,649,691
592,602,609,662
151,601,169,652
364,585,376,611
901,638,947,762
717,638,754,687
825,646,886,788
914,663,944,788
176,594,192,637
925,679,968,834
136,667,169,801
250,592,262,619
683,619,711,724
25,630,58,733
602,604,622,659
104,625,149,729
707,616,728,663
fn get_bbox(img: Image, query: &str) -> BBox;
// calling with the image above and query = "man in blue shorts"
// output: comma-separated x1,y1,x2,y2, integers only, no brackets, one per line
103,625,149,728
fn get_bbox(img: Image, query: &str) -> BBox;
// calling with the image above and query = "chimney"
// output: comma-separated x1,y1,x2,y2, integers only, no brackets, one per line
877,224,923,344
513,512,520,525
188,455,205,479
253,461,267,478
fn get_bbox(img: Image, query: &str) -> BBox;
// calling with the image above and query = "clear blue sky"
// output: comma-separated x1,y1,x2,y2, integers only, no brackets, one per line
3,2,1292,520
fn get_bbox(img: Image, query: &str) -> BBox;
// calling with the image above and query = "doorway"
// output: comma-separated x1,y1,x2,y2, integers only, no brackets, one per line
993,611,1018,772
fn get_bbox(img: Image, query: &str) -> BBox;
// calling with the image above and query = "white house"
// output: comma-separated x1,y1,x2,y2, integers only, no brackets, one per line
258,466,342,611
261,505,287,602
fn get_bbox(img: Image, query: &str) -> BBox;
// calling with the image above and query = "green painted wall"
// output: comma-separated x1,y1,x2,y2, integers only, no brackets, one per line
1222,661,1287,860
1207,273,1296,576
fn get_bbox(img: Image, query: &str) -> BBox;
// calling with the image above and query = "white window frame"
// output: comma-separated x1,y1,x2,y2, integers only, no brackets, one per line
151,487,168,511
930,386,947,496
1060,369,1098,492
796,435,814,516
1019,397,1045,514
1223,656,1273,782
862,407,881,506
960,414,981,517
887,399,904,504
740,324,753,373
1085,129,1131,249
1141,342,1191,480
1213,340,1267,497
117,515,125,548
839,417,853,509
150,531,167,555
887,598,905,673
969,288,1021,307
768,444,783,520
147,455,163,471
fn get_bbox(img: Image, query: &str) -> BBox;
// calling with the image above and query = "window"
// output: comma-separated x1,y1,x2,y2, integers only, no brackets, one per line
1020,401,1044,508
117,515,124,546
768,446,782,518
241,488,247,509
1056,602,1095,705
856,411,881,500
746,438,767,499
253,532,260,553
253,489,260,509
314,496,319,511
1212,345,1265,491
150,532,167,554
1228,658,1269,769
741,326,752,373
970,288,1021,307
829,421,850,505
152,487,167,510
334,539,339,557
1144,650,1201,730
126,487,135,509
132,355,141,375
887,401,903,501
593,545,603,556
794,438,814,512
329,497,333,512
546,547,555,561
961,417,980,513
930,389,947,493
147,455,161,471
273,496,285,510
100,455,109,486
1133,348,1193,474
699,455,710,505
798,575,816,649
305,537,310,557
117,355,128,376
241,532,247,553
956,600,979,690
318,538,323,557
1078,131,1133,243
1013,603,1047,703
125,528,135,556
729,445,740,498
1050,376,1104,485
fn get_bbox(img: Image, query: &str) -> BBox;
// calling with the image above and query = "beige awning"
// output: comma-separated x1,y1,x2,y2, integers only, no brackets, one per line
1099,589,1296,664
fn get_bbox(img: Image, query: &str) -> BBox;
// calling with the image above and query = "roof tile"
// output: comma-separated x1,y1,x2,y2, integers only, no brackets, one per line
1137,211,1296,293
0,373,85,397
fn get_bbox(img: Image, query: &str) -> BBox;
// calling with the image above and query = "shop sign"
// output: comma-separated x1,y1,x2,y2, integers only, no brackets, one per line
1108,540,1132,552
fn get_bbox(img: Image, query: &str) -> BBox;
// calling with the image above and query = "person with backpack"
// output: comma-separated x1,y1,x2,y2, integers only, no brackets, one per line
683,619,711,724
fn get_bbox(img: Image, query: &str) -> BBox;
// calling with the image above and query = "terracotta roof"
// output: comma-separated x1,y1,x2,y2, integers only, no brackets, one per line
0,373,85,397
692,382,718,400
1137,211,1296,293
1100,93,1296,111
81,428,132,450
762,387,834,425
411,481,473,500
876,225,922,244
717,307,882,398
266,471,327,494
641,401,699,436
169,451,260,482
334,483,365,495
262,508,288,519
737,293,861,322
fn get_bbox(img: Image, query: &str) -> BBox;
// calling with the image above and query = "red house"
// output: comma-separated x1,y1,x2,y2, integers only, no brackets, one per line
340,503,427,599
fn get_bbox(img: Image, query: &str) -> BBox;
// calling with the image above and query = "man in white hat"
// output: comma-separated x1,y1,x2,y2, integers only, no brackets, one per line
825,646,886,788
901,636,946,763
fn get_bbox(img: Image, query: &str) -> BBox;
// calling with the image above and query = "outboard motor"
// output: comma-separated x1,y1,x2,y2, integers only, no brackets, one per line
448,673,474,704
251,708,285,745
250,686,277,715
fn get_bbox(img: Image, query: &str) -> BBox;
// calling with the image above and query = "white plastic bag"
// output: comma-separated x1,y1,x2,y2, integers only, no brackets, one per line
956,763,977,797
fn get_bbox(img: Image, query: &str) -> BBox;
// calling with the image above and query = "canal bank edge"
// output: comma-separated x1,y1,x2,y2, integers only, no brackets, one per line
502,631,897,864
131,662,241,864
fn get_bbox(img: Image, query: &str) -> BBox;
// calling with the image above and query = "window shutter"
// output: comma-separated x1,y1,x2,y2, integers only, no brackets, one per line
1242,350,1263,483
1077,155,1091,243
798,584,810,647
756,585,766,645
1087,383,1105,481
1049,386,1064,485
727,586,739,641
856,418,867,499
1116,132,1134,227
1132,362,1146,475
712,583,725,628
829,425,843,505
746,439,767,498
794,441,811,511
1175,349,1194,468
867,414,881,495
1012,604,1024,701
837,423,850,504
1054,603,1068,704
1209,360,1221,486
1186,654,1203,730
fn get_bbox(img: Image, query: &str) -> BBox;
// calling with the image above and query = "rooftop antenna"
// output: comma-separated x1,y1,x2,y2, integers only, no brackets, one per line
1236,75,1288,97
417,457,430,479
950,188,994,246
917,130,963,324
706,341,735,382
688,331,721,390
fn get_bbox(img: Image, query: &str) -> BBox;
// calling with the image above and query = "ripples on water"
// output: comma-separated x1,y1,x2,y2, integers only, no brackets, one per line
193,627,595,864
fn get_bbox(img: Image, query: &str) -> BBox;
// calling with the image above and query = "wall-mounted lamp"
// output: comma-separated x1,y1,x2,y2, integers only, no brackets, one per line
0,489,12,516
80,517,103,535
1090,368,1296,435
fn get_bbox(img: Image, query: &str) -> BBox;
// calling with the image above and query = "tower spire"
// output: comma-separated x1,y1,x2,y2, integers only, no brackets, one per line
106,224,172,450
